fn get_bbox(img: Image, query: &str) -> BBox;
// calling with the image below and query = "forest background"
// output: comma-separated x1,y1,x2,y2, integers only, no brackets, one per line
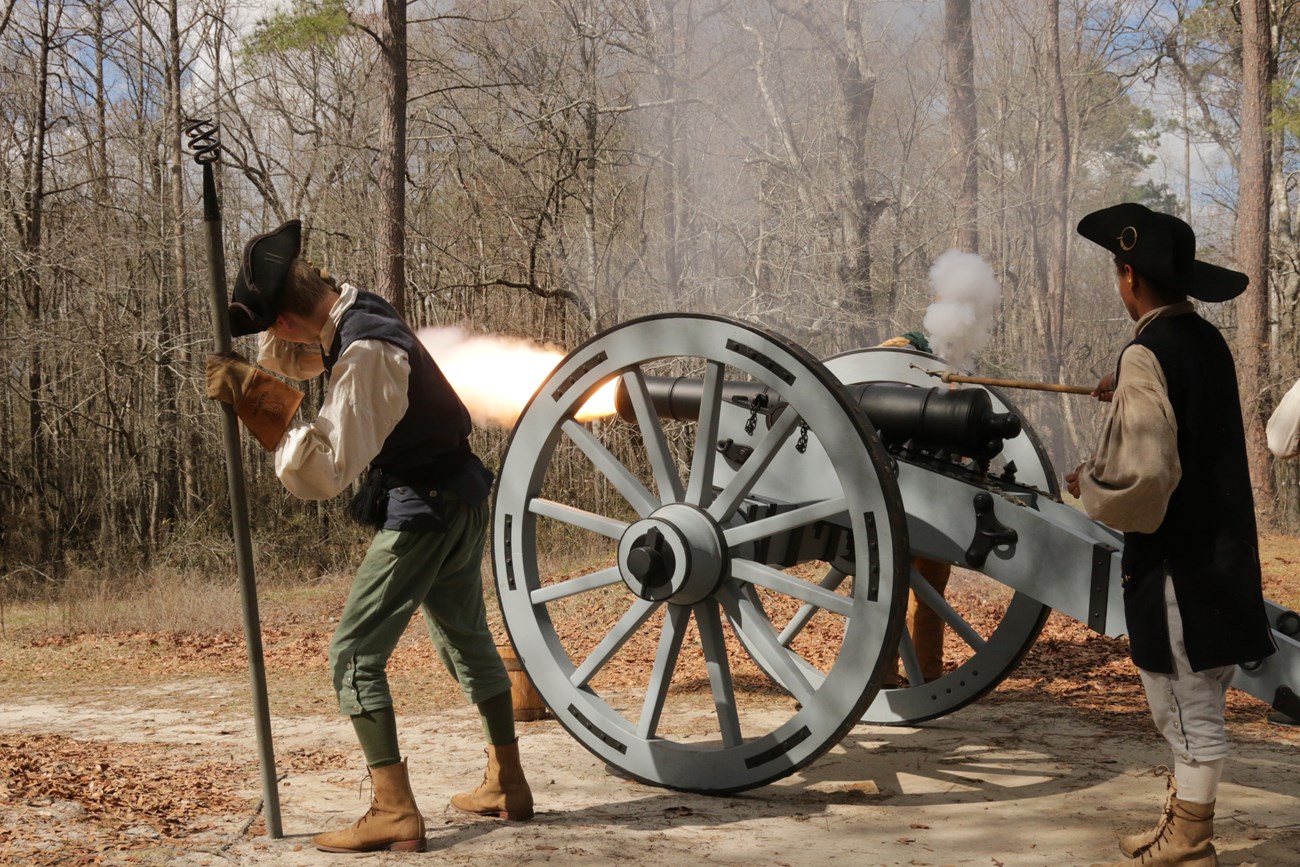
2,0,1299,596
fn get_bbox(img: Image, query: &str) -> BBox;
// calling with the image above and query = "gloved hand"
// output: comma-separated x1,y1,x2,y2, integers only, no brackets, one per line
205,352,305,450
206,352,257,404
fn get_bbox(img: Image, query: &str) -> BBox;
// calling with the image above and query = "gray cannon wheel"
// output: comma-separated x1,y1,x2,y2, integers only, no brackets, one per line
492,315,909,794
730,348,1053,726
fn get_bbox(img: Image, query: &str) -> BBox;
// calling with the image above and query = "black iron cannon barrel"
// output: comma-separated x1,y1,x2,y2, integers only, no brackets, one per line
613,374,1022,461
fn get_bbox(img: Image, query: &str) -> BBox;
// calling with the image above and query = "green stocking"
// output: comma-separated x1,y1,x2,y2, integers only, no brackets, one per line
351,706,401,768
477,690,516,745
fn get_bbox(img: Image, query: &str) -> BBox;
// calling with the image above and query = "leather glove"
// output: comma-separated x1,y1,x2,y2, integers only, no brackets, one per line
205,352,305,450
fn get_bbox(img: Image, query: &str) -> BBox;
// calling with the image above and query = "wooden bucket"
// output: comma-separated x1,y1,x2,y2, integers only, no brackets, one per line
498,643,548,722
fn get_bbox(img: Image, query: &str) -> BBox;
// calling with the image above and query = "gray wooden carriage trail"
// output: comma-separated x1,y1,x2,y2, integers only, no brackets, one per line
490,314,1300,795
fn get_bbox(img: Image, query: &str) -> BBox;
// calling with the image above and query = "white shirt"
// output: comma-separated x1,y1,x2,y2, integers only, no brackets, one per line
1078,303,1186,534
257,284,411,500
1267,377,1300,458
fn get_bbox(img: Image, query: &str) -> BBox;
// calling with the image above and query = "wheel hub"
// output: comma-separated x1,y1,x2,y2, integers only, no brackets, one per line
618,504,726,605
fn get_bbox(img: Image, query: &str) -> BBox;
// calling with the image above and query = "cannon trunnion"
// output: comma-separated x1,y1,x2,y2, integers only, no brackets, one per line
491,313,1300,795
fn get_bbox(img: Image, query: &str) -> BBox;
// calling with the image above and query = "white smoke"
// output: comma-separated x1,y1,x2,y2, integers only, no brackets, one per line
417,326,568,429
921,249,1002,368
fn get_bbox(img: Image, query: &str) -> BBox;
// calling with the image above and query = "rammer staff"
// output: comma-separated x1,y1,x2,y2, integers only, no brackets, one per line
910,363,1094,395
184,118,283,838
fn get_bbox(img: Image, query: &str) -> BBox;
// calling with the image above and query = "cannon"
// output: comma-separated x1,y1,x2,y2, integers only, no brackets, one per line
491,314,1300,794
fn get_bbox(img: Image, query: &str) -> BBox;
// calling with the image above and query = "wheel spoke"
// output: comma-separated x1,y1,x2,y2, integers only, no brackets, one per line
707,409,799,522
723,496,848,547
911,568,987,651
621,369,685,505
718,583,816,704
636,604,691,739
695,601,743,747
563,419,659,518
731,558,854,618
530,566,623,605
896,621,924,685
529,497,629,540
570,598,661,688
684,360,724,507
777,567,850,647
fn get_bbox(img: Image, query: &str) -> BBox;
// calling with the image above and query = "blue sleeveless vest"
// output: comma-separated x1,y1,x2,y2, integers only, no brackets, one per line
324,289,491,528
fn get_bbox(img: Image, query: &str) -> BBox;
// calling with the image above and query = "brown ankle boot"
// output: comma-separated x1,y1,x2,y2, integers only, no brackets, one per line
451,739,534,821
313,759,426,852
1119,772,1177,857
1091,797,1216,866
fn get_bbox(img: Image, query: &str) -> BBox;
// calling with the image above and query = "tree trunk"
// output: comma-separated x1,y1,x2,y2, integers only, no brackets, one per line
580,0,604,334
163,0,187,528
944,0,979,253
21,0,57,570
376,0,408,317
1237,0,1275,508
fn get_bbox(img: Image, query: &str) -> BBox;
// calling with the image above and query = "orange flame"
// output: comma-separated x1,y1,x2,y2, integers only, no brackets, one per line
416,327,619,429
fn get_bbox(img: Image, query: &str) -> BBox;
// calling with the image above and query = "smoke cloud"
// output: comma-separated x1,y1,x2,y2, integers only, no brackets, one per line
921,249,1002,368
417,326,569,429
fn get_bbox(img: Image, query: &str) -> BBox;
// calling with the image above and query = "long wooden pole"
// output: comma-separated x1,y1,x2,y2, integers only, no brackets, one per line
188,121,283,838
911,364,1093,395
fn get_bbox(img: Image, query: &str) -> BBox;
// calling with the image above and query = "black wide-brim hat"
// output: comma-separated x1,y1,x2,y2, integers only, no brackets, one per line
1076,202,1248,302
229,219,302,337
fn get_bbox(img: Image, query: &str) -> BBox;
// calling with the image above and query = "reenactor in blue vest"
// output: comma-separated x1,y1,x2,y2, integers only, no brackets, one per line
1065,203,1276,866
205,221,533,853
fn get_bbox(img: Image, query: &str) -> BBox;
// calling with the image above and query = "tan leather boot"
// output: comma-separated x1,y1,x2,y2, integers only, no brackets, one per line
313,759,426,853
451,739,534,821
1091,798,1216,866
1119,772,1177,857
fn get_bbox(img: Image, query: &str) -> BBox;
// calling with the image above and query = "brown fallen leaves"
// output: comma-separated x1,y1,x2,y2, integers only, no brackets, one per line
0,735,352,865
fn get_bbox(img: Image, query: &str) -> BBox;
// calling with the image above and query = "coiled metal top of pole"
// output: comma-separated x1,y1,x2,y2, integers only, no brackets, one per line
183,118,221,164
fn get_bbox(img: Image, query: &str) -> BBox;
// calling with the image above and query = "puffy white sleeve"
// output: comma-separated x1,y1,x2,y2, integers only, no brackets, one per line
1078,345,1182,534
272,339,410,500
1267,378,1300,459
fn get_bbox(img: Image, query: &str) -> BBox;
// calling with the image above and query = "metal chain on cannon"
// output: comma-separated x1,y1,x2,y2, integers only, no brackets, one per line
744,391,767,435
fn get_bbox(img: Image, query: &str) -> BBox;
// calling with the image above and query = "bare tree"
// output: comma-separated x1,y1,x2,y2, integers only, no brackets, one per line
374,0,408,314
944,0,979,253
9,0,64,569
1238,0,1273,504
763,0,888,337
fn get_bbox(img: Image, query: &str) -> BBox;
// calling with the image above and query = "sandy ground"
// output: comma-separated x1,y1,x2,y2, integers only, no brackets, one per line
3,689,1297,867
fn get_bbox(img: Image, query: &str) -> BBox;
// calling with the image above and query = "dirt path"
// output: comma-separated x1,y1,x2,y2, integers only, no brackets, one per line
3,687,1297,867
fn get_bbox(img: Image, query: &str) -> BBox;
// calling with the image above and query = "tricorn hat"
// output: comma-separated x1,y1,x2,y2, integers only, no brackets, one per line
229,219,302,337
1076,203,1247,302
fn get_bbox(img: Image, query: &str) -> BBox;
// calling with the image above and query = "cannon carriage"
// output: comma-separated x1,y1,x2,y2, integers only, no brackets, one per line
490,314,1300,795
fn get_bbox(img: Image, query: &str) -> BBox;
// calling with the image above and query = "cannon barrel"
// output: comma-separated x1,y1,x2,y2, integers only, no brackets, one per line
614,375,1022,462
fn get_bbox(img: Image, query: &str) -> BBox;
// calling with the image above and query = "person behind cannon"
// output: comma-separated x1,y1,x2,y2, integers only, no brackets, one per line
1261,380,1300,728
1065,203,1276,866
203,220,533,853
877,331,952,686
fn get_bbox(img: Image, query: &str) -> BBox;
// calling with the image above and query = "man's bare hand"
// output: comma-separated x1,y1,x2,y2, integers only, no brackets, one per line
1065,464,1084,499
1091,372,1116,403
